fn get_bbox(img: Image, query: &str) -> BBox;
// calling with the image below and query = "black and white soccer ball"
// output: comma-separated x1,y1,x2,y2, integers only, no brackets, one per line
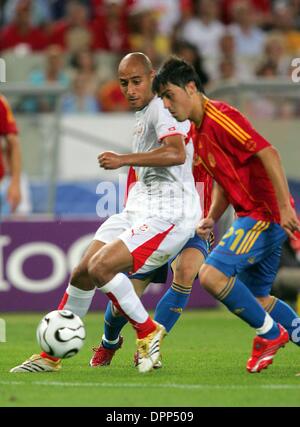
36,310,86,359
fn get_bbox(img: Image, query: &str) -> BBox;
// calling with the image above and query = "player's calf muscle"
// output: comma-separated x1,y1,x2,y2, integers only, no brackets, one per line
256,295,274,310
199,265,228,295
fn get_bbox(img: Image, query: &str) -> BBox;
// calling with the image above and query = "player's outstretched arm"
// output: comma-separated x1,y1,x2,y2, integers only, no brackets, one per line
256,146,300,238
98,135,186,169
197,183,229,239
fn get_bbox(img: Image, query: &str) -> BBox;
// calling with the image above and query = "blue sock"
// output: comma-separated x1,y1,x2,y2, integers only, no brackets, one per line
267,298,300,346
102,301,128,349
219,277,279,339
154,283,192,333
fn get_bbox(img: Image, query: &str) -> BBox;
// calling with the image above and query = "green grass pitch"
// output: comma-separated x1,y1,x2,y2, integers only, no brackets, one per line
0,309,299,407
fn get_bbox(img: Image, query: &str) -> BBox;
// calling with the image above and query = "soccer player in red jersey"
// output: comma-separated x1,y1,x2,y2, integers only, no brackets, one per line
153,57,300,373
0,94,22,213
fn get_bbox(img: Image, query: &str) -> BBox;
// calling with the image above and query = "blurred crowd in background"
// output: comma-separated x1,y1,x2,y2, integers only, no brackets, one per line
0,0,300,117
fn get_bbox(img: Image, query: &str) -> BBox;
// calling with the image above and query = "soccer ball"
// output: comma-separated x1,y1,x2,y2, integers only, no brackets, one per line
36,310,86,359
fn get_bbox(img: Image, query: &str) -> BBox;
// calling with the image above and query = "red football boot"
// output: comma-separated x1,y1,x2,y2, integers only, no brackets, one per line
89,336,123,367
247,324,289,373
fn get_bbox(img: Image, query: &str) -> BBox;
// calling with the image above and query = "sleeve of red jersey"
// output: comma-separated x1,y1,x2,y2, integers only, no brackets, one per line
0,95,18,135
217,107,270,163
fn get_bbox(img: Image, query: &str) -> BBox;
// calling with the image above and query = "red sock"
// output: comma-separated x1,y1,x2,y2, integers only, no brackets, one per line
107,291,156,339
134,316,157,339
40,352,60,362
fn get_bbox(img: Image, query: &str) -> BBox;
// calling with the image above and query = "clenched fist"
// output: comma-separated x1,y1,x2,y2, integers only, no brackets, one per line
196,217,215,240
98,151,124,170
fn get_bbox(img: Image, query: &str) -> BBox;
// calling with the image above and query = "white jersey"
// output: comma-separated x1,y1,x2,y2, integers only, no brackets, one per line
124,96,201,226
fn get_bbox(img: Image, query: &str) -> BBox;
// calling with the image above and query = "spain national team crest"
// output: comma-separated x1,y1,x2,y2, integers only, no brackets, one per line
193,155,201,167
208,152,216,168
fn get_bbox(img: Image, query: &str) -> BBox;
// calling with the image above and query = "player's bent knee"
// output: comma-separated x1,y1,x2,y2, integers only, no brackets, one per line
87,253,112,285
174,265,197,287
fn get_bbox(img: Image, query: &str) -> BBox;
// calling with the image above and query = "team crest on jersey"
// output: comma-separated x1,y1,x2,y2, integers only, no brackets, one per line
208,152,216,168
131,224,149,237
193,155,201,167
245,139,256,152
134,121,145,137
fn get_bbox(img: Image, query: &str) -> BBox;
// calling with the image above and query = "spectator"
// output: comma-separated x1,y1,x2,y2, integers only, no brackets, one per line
217,32,237,82
262,32,292,77
178,0,225,79
291,0,300,31
256,59,278,78
218,58,237,83
98,79,129,112
173,40,210,88
62,73,99,113
49,0,94,54
129,4,170,66
130,0,181,36
3,0,51,26
92,0,130,53
70,49,100,96
179,0,225,59
218,32,255,82
0,0,48,52
0,94,22,213
220,0,273,28
273,2,300,56
229,0,266,58
22,45,69,112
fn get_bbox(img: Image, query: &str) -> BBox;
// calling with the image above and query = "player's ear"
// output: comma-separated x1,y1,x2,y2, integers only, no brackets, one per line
186,81,196,96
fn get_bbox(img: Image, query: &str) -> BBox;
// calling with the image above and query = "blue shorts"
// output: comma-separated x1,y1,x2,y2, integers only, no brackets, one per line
205,216,287,297
129,233,209,283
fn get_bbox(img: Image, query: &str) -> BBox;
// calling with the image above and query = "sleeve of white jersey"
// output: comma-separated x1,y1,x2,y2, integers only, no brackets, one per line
152,98,191,142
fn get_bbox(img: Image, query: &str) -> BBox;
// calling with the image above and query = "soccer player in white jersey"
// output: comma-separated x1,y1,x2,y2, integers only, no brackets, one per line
10,53,201,374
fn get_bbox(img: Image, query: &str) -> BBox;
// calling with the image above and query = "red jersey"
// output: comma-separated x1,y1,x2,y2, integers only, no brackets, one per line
192,97,281,223
0,95,18,180
187,127,213,217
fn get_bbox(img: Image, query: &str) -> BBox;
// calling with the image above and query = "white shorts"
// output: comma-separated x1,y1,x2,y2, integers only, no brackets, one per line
93,211,195,275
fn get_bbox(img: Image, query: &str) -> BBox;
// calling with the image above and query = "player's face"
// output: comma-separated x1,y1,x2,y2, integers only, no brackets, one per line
119,62,154,111
159,83,192,122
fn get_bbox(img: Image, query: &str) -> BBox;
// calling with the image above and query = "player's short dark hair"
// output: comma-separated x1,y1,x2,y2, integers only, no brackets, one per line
152,56,205,94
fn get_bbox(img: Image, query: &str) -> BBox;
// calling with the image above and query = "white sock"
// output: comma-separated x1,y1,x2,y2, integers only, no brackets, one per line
62,284,96,319
100,273,148,324
256,313,275,335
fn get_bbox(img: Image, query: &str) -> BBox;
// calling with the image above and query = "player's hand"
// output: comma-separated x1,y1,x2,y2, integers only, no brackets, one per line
280,205,300,240
196,218,215,240
6,180,21,213
98,151,124,170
